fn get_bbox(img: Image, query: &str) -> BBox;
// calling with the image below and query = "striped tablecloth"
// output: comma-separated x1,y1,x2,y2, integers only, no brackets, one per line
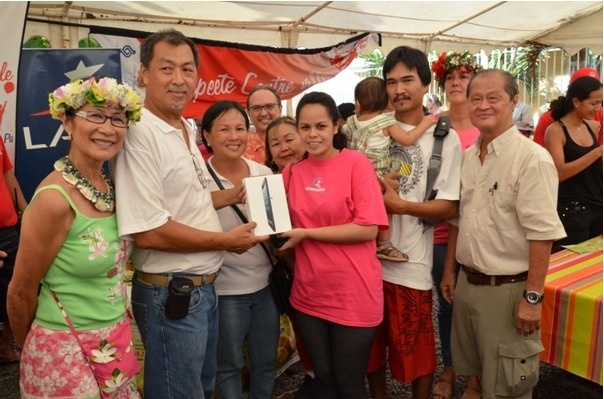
540,236,603,385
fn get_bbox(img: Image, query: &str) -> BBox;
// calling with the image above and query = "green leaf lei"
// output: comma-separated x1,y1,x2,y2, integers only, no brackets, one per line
54,156,115,212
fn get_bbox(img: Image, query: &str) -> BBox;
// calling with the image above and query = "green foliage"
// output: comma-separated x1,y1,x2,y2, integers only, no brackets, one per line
357,49,385,77
487,43,548,100
23,35,51,48
78,38,102,48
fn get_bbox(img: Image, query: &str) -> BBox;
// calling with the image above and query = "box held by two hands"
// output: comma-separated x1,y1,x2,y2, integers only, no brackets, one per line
243,174,292,236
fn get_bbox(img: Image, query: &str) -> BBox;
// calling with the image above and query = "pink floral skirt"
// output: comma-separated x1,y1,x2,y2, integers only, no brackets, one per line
20,322,140,399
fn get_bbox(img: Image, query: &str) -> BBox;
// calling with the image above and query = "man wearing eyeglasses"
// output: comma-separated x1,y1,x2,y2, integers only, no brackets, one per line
112,29,268,399
244,85,283,163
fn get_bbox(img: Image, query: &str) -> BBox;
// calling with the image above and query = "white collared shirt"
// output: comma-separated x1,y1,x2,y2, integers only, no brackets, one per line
456,126,565,275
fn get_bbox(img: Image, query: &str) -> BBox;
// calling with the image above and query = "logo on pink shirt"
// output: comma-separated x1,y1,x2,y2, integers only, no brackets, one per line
305,177,326,192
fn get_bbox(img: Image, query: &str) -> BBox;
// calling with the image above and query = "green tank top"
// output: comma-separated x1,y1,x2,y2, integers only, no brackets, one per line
33,185,131,330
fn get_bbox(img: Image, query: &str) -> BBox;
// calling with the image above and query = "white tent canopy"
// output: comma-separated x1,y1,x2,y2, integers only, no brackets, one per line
28,1,603,55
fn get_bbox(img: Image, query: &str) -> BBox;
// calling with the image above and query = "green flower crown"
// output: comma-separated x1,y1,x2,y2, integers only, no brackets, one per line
49,77,143,124
431,51,481,88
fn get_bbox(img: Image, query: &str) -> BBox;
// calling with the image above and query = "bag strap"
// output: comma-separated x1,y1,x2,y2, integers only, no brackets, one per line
205,161,250,223
424,116,450,202
50,286,130,376
49,278,128,340
205,161,275,266
50,289,86,347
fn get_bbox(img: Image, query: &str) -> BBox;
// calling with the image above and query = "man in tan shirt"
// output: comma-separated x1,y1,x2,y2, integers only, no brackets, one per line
440,69,565,399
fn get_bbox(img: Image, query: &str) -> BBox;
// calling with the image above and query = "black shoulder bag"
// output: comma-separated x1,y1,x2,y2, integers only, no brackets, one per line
420,116,451,227
206,162,293,314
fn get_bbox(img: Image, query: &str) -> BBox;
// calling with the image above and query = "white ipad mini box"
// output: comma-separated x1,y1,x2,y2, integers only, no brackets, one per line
243,174,292,236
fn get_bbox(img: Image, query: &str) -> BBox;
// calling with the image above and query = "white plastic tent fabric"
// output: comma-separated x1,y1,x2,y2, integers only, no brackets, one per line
27,1,603,55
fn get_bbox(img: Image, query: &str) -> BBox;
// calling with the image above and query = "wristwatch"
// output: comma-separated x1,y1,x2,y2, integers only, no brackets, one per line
523,290,544,304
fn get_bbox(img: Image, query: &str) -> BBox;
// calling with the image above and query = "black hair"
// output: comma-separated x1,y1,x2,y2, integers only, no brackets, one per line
140,29,200,69
337,102,356,120
550,76,603,120
295,92,347,157
355,77,389,113
383,46,431,86
200,101,249,153
264,116,298,172
296,92,339,127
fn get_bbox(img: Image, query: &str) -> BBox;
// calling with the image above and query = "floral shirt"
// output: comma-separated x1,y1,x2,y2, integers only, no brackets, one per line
242,128,266,164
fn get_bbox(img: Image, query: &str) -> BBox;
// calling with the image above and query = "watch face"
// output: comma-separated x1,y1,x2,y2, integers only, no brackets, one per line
525,291,542,304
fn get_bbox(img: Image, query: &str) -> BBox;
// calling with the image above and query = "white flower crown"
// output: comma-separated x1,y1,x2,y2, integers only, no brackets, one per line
48,77,143,124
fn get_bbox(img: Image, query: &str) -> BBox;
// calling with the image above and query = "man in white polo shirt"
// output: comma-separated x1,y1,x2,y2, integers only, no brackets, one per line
113,29,266,399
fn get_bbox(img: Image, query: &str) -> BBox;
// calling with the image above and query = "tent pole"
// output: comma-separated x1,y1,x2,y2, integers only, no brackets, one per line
60,1,73,48
291,2,332,29
281,30,299,117
423,39,432,55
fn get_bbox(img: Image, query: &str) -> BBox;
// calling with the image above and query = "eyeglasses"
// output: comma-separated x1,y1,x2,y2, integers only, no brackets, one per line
248,103,279,114
73,111,129,128
191,153,207,189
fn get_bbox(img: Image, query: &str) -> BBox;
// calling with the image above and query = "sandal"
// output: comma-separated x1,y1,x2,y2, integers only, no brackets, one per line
376,242,409,262
461,376,481,399
432,377,454,399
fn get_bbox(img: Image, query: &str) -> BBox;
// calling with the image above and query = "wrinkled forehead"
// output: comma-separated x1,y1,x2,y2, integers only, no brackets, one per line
269,124,297,140
468,73,505,94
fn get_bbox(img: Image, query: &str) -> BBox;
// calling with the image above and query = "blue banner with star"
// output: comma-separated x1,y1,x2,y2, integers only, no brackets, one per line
16,49,121,200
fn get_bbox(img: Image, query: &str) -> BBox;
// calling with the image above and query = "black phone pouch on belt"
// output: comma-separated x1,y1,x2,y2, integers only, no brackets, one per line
165,277,195,319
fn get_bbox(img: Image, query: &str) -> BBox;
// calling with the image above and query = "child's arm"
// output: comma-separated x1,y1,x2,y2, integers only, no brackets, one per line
387,115,436,146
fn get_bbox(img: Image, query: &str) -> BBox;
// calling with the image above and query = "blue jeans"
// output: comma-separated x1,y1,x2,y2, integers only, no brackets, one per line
215,286,279,399
131,274,219,399
431,243,459,368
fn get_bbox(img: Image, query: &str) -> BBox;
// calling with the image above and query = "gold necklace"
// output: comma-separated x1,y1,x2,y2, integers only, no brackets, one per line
54,156,115,212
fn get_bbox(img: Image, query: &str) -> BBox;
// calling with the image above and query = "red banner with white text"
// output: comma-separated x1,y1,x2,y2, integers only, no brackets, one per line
91,28,378,118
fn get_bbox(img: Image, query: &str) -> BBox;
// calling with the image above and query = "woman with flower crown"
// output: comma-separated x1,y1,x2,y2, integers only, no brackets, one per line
430,51,482,399
7,76,143,399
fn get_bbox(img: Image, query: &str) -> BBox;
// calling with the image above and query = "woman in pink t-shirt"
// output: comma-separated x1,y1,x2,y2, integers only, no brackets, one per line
280,92,388,399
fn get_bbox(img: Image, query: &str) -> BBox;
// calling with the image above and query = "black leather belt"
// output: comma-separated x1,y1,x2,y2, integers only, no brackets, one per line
461,266,528,286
